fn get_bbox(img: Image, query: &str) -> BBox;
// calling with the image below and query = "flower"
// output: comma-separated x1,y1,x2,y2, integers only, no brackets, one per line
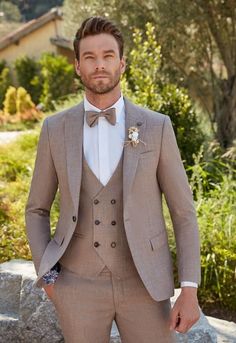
124,126,146,147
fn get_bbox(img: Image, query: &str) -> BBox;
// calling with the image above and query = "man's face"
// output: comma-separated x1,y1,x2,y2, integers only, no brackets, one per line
75,33,126,95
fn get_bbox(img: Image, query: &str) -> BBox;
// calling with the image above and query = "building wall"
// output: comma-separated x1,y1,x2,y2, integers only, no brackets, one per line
0,19,63,65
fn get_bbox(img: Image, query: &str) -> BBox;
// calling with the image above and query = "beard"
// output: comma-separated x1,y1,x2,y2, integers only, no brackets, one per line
79,69,121,95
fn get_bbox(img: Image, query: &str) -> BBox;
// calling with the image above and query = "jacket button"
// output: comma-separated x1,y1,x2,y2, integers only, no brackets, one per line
94,241,100,247
111,220,116,225
94,199,99,204
72,216,76,222
95,220,100,225
111,242,116,248
111,199,116,204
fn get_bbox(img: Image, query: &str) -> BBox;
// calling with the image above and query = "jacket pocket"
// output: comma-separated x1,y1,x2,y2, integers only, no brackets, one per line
149,230,167,251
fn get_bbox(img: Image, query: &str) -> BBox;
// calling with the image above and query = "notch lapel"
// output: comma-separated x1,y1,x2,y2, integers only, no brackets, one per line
123,97,147,209
65,101,84,213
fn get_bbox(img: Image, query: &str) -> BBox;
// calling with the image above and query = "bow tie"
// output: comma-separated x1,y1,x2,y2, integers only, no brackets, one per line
85,108,116,127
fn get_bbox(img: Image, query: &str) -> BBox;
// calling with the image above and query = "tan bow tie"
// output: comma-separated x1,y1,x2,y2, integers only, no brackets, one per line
85,108,116,127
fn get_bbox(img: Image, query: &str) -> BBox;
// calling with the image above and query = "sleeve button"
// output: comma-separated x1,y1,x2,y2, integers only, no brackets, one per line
72,216,76,222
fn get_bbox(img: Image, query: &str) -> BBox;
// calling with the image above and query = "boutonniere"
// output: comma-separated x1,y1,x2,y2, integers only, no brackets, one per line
124,126,146,147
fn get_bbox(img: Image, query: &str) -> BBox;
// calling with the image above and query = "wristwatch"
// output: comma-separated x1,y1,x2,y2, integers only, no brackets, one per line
42,262,61,285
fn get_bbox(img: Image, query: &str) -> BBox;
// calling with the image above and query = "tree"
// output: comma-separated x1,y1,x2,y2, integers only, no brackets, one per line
140,0,236,148
5,0,63,21
124,23,204,166
0,1,21,22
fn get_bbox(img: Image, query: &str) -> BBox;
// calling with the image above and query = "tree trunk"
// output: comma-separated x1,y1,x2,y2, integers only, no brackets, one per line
215,76,236,148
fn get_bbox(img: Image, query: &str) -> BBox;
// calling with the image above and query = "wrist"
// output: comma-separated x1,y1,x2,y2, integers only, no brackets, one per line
181,286,198,296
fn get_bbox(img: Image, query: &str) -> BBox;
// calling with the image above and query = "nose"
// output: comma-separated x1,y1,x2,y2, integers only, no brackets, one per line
95,58,105,71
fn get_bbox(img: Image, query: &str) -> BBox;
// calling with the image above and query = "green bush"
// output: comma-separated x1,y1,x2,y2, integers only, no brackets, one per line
189,155,236,310
3,86,17,114
0,60,11,109
16,86,35,113
124,23,204,166
0,130,59,262
39,53,74,110
14,56,42,104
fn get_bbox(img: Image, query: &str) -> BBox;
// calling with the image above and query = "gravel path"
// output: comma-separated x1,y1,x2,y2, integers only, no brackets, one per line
0,131,28,145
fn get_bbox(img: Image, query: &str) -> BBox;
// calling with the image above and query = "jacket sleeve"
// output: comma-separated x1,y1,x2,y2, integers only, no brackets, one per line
156,115,201,285
25,118,58,274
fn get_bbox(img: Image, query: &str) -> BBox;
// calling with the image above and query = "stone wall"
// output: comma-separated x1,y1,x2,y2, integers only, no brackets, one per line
0,259,218,343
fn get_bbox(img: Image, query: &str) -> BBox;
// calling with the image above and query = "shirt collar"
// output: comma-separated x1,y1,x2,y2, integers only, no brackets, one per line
83,93,125,123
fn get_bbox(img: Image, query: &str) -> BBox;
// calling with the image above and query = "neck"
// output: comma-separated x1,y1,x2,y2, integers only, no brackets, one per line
85,87,121,110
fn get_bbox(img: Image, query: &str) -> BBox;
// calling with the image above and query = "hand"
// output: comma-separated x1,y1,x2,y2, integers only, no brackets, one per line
43,283,55,300
170,287,200,333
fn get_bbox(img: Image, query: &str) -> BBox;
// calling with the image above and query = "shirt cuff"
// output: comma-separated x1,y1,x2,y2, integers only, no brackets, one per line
181,281,198,288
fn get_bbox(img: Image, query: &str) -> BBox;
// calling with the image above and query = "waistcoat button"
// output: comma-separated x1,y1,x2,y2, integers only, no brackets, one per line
111,220,116,225
72,216,76,222
95,220,100,225
94,241,100,247
111,199,116,204
94,199,99,204
111,242,116,248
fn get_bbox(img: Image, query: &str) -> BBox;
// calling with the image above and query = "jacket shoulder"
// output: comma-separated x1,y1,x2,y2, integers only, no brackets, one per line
44,102,83,130
125,98,168,126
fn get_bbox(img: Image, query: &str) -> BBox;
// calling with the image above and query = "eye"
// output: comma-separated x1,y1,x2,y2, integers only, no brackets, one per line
85,56,93,59
104,54,113,58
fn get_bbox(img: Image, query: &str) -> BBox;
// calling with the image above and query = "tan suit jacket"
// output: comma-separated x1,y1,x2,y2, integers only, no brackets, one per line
25,97,201,301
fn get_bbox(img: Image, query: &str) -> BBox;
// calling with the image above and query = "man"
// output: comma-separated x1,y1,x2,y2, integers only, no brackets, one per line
25,16,201,343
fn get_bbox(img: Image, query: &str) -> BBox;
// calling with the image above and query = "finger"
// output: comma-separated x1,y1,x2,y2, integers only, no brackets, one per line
169,309,181,330
175,317,191,333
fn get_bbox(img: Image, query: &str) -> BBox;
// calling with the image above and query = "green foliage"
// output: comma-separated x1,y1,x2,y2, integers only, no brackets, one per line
3,86,17,115
16,87,35,113
125,23,204,166
9,0,64,21
0,130,59,262
0,66,11,110
190,154,236,310
0,1,21,22
14,56,42,104
39,53,74,110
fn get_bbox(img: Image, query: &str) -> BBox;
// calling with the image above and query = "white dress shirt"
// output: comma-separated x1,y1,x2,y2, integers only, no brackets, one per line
83,94,197,289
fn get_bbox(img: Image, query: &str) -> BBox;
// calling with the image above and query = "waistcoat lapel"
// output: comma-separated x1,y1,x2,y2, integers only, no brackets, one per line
65,101,84,213
123,97,147,209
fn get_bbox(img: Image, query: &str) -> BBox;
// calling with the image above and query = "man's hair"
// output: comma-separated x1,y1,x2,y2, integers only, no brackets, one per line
73,16,124,61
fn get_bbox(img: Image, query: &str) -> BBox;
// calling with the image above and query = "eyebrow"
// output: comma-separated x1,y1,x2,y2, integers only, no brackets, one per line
82,49,116,57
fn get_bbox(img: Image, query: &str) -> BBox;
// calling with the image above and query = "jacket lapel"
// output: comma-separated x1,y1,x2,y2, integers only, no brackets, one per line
65,101,84,213
123,97,147,208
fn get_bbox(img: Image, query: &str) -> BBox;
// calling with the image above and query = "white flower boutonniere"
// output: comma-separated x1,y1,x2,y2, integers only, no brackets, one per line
124,126,146,147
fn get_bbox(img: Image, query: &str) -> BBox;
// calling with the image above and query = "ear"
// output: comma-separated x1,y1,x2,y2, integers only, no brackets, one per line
75,59,81,76
120,56,126,74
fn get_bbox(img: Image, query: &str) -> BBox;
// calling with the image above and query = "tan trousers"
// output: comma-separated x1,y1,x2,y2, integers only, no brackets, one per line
51,265,176,343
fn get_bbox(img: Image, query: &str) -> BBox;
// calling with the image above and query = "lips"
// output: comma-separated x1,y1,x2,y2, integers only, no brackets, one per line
93,76,108,79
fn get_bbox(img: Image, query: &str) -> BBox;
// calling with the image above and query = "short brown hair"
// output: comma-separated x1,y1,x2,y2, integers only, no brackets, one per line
73,16,124,61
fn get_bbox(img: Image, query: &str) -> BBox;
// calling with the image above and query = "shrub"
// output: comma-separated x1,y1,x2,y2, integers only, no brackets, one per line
39,53,74,110
125,23,204,166
0,131,59,263
190,157,236,311
14,56,42,104
0,64,12,109
1,86,41,125
3,86,17,114
16,86,35,113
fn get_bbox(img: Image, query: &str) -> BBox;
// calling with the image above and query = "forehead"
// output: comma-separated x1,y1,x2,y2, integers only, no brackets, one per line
79,33,119,55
